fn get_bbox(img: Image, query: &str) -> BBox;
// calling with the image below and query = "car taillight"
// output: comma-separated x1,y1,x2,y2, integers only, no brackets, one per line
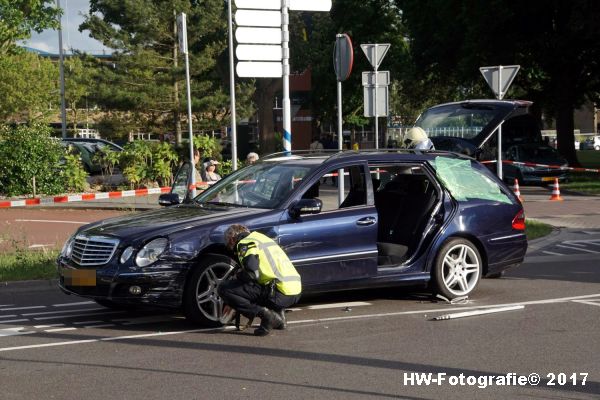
512,210,526,230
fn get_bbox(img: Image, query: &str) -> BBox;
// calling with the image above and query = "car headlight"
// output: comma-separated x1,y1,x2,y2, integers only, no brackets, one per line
135,238,168,267
120,246,134,264
61,236,75,258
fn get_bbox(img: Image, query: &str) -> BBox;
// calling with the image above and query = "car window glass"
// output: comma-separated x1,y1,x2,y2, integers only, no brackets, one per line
172,163,191,199
416,106,497,140
306,165,367,212
196,163,312,209
431,157,512,204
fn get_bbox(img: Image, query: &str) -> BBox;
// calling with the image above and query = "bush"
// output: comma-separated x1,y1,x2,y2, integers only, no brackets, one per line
0,124,84,197
61,153,88,192
193,135,222,161
119,141,179,188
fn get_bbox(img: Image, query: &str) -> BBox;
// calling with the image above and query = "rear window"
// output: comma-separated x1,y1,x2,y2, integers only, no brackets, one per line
431,157,512,204
416,105,497,140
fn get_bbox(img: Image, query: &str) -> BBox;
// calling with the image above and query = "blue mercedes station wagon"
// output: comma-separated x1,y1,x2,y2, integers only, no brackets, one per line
57,151,527,326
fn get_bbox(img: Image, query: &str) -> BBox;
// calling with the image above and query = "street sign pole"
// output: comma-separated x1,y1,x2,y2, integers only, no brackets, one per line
228,0,238,171
177,13,196,197
480,64,520,181
281,0,291,153
374,44,378,149
497,67,503,180
57,0,67,139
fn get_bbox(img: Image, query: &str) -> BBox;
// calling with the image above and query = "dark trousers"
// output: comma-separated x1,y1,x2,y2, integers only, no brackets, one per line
218,278,300,319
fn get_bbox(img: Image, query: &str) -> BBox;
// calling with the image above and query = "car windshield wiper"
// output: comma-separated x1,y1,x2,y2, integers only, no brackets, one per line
203,201,244,207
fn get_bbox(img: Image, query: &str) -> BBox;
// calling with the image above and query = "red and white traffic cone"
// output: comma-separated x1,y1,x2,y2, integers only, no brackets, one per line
549,178,563,201
513,178,523,202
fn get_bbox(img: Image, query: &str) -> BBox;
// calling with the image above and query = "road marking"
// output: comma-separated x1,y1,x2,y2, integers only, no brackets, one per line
307,301,372,310
73,320,103,325
0,306,46,312
0,305,14,307
542,251,565,256
23,308,105,317
0,328,35,337
581,231,600,235
556,244,600,254
34,311,124,321
34,324,65,329
2,293,600,353
564,242,586,247
45,327,77,333
15,219,89,225
52,301,96,307
0,315,18,319
0,319,29,324
571,300,600,308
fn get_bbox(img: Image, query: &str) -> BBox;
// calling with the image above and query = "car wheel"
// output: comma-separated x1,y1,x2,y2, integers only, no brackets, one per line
433,238,482,299
183,255,236,326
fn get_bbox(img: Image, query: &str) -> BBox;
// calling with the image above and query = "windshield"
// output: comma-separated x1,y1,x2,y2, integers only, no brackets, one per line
194,162,313,209
415,104,498,140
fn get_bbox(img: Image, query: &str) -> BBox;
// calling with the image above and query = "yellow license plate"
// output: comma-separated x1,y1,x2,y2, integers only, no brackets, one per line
542,176,556,182
62,269,96,286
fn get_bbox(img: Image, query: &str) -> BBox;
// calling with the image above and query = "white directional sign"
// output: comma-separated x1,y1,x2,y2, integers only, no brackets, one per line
237,61,282,78
361,44,390,69
235,27,282,44
235,0,279,9
235,10,281,27
290,0,332,11
236,44,282,61
480,65,520,100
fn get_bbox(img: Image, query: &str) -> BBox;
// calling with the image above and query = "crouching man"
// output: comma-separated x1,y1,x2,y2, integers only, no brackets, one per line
218,224,302,336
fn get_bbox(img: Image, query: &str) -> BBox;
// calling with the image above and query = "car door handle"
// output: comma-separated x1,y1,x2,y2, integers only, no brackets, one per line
356,217,376,226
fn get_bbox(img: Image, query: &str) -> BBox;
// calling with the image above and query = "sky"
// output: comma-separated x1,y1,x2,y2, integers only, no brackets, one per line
25,0,110,55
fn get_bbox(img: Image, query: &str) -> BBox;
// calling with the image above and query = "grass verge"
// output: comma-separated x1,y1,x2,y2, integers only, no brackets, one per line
0,249,59,282
526,219,553,241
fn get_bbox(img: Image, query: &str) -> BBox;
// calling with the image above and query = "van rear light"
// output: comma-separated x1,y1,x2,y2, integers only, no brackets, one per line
512,210,526,230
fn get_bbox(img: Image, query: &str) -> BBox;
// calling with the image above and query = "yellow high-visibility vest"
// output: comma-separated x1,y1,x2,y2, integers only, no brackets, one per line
237,232,301,296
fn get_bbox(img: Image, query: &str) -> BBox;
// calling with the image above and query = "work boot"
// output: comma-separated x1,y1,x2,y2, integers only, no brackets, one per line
254,307,283,336
273,309,287,330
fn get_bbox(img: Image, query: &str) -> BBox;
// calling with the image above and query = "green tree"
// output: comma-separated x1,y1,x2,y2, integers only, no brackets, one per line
0,52,57,122
0,0,61,54
81,0,254,146
397,0,600,166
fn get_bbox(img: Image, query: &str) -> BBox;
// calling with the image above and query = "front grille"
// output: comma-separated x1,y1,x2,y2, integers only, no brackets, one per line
71,235,119,266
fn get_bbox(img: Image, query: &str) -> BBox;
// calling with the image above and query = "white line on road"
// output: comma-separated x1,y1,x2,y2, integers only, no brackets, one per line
0,319,29,324
571,300,600,308
307,301,372,310
45,327,77,333
0,328,35,337
542,251,565,256
23,308,105,317
581,231,600,235
52,301,96,307
2,293,600,353
73,320,103,325
15,219,89,225
0,315,17,319
34,311,123,321
556,244,600,254
83,324,116,329
34,324,65,329
0,306,46,312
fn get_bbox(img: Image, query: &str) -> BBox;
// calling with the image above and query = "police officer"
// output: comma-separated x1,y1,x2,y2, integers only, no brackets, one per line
218,224,302,336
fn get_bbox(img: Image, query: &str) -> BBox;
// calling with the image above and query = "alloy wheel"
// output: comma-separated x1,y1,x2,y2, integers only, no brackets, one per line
441,244,481,296
194,262,234,321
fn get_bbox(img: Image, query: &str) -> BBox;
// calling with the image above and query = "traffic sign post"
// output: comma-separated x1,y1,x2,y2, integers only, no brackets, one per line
480,65,520,180
233,0,331,152
361,44,390,149
227,0,238,171
177,13,196,196
334,33,354,204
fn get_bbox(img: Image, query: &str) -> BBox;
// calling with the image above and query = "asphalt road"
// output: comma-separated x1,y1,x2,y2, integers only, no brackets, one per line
1,231,599,400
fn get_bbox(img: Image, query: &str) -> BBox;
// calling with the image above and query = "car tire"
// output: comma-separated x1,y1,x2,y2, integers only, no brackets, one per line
432,238,482,299
183,254,237,326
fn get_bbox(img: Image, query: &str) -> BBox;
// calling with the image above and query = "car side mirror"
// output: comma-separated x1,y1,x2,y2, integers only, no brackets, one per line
289,198,322,219
158,193,181,206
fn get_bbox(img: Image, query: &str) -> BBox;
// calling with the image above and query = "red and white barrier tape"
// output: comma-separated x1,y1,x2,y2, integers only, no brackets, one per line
0,187,171,208
481,160,599,173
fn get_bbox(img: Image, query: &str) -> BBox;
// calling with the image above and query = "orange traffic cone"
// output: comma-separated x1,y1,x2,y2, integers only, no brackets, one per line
549,178,563,201
513,178,523,202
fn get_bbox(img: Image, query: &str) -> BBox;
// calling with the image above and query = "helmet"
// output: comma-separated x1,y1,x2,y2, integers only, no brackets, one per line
403,127,428,149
